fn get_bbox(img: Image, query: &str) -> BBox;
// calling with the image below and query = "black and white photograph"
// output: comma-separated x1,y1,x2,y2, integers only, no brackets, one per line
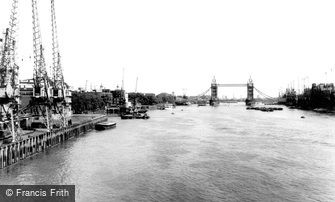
0,0,335,201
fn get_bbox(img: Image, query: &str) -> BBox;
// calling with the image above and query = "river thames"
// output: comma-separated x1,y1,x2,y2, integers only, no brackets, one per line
1,105,335,201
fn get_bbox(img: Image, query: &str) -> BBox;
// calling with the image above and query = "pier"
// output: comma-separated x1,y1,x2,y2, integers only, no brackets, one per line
0,115,107,169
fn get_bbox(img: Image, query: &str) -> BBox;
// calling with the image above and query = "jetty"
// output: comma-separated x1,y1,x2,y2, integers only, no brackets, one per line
0,114,107,169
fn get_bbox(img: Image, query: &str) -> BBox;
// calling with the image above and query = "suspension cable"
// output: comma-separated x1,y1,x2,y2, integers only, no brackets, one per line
197,88,210,97
254,87,277,100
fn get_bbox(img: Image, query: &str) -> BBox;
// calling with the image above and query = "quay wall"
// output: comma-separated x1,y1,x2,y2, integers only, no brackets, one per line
0,115,107,169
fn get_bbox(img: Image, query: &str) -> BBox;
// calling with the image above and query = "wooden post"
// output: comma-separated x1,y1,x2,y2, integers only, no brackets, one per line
43,134,46,150
38,135,40,151
22,141,25,158
19,142,22,159
26,139,28,157
4,146,7,167
16,143,19,162
30,137,33,154
39,135,42,151
31,137,34,154
28,138,31,156
36,135,41,152
38,135,41,152
32,137,35,154
35,137,37,152
34,137,36,153
0,147,3,169
12,144,15,163
46,133,48,147
22,141,25,159
35,137,38,153
17,143,20,162
13,144,16,163
26,140,28,157
49,132,51,146
8,145,12,166
25,140,28,157
30,138,32,154
15,143,18,163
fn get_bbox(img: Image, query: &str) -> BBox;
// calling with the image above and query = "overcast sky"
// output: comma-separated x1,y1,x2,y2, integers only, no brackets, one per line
1,0,335,97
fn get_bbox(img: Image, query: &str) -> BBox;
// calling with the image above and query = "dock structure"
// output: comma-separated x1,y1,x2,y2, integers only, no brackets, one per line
0,115,107,169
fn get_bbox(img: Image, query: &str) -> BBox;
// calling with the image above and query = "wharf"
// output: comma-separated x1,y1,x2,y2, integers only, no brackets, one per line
0,114,107,169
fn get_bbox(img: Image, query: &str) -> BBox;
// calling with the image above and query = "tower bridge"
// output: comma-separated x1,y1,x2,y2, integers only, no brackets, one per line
209,77,254,106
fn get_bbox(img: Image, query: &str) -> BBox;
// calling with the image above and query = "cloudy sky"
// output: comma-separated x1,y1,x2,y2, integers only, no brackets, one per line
1,0,335,98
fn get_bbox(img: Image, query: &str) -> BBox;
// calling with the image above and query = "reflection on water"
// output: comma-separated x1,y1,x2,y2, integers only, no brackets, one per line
1,105,335,201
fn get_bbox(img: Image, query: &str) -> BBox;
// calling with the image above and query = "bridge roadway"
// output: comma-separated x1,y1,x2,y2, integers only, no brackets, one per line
216,83,247,87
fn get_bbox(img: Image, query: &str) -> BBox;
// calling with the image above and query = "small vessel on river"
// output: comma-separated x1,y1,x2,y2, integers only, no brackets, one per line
95,122,117,130
246,106,283,112
121,112,150,119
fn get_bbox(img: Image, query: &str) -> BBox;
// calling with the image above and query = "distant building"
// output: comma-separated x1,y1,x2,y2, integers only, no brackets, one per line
77,87,86,92
312,83,334,93
144,93,156,97
110,89,128,107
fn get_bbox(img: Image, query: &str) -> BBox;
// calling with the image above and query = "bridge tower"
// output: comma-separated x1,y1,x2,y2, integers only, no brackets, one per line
246,77,254,106
210,76,218,106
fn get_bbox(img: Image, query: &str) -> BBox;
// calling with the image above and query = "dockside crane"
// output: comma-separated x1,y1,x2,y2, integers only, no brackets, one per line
0,0,21,142
30,0,52,130
50,0,72,128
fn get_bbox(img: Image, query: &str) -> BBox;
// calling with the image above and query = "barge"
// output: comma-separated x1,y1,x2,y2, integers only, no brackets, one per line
121,112,150,120
95,122,116,130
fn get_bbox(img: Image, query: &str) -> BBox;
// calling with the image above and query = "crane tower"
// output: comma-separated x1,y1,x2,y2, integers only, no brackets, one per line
50,0,72,128
0,0,21,143
30,0,52,130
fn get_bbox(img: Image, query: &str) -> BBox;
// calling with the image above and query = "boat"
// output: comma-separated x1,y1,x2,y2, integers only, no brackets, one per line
95,122,117,130
157,104,165,110
246,106,283,112
121,113,134,119
134,112,150,119
137,108,148,113
197,99,207,106
164,103,174,110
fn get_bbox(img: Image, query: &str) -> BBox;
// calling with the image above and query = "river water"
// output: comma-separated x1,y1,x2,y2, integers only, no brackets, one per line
1,104,335,201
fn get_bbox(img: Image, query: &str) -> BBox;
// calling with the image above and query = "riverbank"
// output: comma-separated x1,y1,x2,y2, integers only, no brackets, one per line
282,105,335,114
0,114,107,169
